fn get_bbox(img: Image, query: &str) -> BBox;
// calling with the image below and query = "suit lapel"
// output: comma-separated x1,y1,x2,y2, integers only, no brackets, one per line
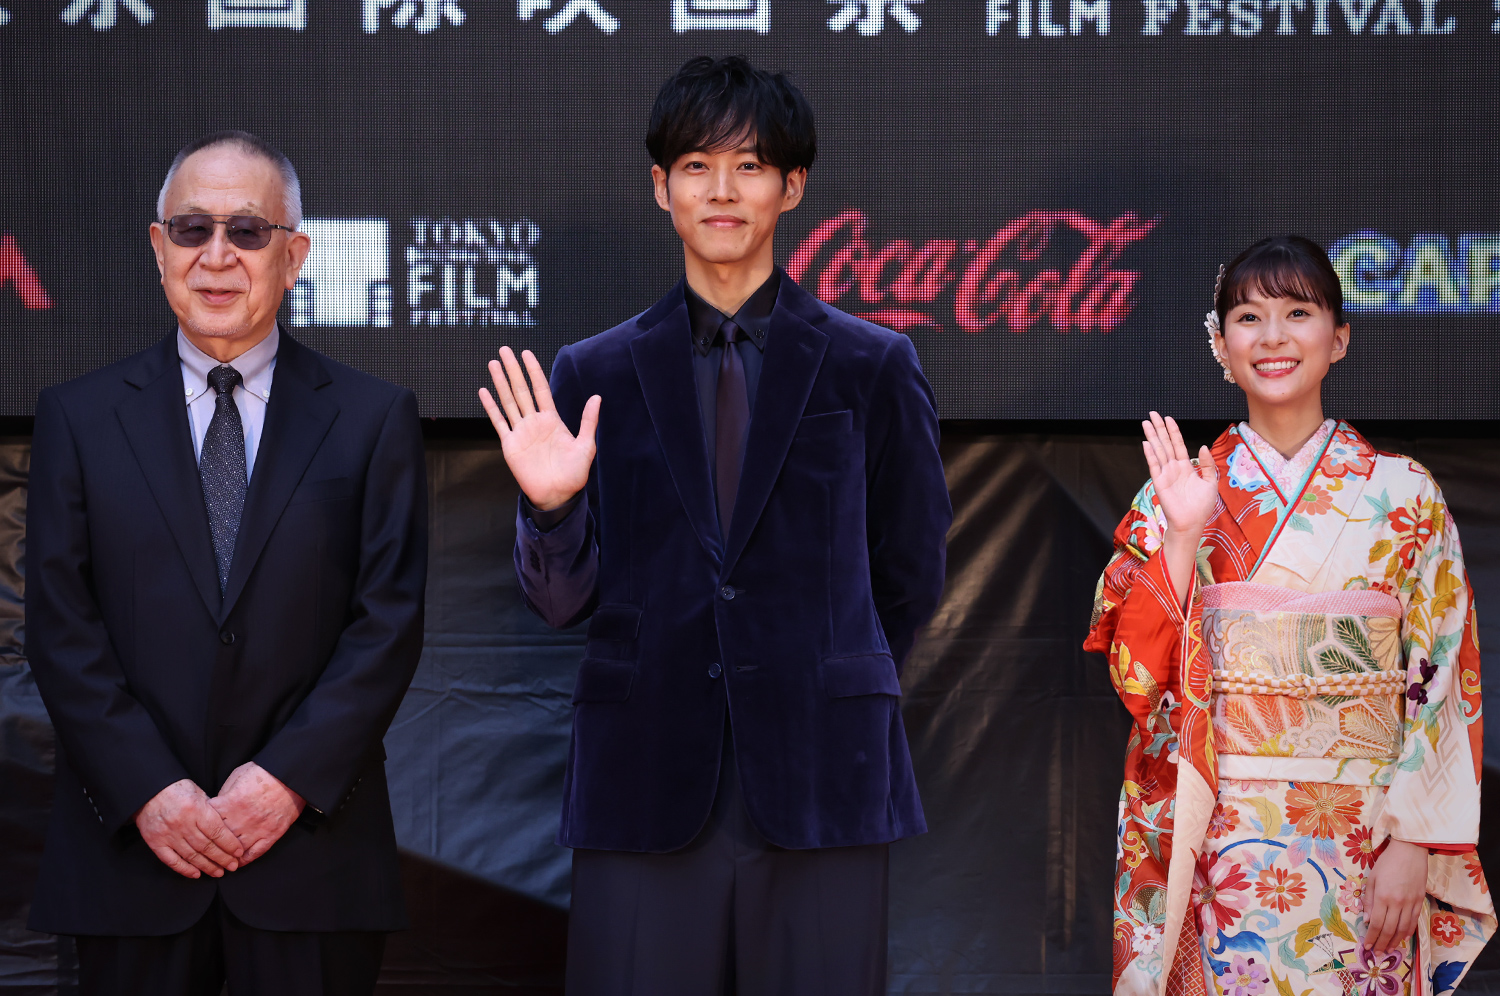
116,336,223,620
630,286,723,564
721,282,829,575
220,331,338,618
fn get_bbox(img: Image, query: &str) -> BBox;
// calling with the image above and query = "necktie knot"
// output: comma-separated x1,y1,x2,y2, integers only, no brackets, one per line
718,319,743,346
208,365,243,398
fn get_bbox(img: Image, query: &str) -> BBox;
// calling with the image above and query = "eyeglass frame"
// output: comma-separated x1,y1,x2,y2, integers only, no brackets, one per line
156,213,297,250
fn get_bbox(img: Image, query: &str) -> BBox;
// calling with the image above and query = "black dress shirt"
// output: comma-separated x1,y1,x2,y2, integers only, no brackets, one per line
527,269,780,532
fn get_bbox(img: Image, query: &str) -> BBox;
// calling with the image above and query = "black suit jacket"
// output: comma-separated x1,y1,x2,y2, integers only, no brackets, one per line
25,330,427,936
515,277,951,851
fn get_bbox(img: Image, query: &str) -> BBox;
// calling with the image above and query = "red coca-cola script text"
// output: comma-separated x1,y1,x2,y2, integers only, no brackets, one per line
787,210,1157,335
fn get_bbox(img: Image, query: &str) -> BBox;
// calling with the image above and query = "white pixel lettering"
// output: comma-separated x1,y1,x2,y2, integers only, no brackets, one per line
206,0,306,28
61,0,154,28
671,0,769,32
362,0,464,31
826,0,919,32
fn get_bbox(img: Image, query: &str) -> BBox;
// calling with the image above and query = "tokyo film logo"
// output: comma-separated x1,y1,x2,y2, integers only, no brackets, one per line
289,216,540,329
406,218,539,327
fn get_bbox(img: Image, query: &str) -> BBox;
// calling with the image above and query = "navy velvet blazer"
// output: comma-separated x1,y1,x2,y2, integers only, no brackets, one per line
515,275,951,852
25,331,427,936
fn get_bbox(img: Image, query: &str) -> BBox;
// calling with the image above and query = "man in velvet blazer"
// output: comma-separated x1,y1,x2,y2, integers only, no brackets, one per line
481,59,950,995
26,132,426,996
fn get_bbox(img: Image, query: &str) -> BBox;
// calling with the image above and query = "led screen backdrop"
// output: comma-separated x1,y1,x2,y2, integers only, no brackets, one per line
1,3,1497,417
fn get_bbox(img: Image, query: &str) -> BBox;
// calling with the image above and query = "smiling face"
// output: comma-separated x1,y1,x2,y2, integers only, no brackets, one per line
1217,291,1350,414
651,140,805,272
149,144,310,358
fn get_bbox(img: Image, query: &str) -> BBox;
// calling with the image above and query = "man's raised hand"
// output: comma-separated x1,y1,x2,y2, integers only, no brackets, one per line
134,778,245,880
479,347,601,511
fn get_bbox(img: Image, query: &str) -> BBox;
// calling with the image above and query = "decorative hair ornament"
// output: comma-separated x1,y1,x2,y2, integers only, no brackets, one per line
1205,262,1234,383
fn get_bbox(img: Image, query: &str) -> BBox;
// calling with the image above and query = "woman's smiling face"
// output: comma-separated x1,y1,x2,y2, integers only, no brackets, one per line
1218,290,1350,411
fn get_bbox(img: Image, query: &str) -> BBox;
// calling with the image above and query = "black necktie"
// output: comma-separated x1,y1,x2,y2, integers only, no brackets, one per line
715,319,750,533
200,364,247,595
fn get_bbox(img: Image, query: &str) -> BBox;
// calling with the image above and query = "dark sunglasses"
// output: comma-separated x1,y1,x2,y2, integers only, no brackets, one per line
161,214,295,251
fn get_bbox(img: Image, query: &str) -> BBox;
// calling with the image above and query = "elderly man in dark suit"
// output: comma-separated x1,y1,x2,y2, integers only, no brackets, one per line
25,131,427,996
480,58,951,996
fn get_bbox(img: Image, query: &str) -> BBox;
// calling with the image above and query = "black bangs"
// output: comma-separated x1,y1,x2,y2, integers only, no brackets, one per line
1216,235,1345,326
645,56,817,175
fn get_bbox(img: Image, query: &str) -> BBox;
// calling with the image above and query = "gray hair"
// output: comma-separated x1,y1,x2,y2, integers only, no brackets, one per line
156,130,302,228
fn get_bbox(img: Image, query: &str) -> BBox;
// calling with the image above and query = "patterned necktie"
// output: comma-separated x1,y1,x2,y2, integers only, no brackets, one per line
200,364,247,596
715,319,750,533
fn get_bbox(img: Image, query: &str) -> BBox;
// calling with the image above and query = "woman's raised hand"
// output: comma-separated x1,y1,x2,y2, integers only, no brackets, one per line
1142,412,1218,539
479,347,601,512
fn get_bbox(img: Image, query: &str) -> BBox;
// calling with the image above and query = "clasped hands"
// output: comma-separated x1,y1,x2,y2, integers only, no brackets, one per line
134,762,305,880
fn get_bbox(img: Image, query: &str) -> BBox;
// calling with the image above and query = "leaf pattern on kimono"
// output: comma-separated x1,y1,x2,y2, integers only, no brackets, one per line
1432,559,1462,620
1320,890,1356,942
1224,697,1265,750
1335,618,1382,671
1293,919,1324,958
1318,646,1365,675
1247,796,1283,836
1339,704,1398,747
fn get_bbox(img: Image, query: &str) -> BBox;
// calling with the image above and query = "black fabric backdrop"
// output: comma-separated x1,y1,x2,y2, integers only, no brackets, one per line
1,422,1497,994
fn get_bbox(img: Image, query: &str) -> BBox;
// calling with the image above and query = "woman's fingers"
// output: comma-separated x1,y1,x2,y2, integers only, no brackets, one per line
1142,440,1162,479
1365,899,1393,955
1198,445,1218,483
577,395,602,448
1164,415,1190,463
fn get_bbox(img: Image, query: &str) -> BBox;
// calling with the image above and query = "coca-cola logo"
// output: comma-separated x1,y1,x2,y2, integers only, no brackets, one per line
787,209,1158,335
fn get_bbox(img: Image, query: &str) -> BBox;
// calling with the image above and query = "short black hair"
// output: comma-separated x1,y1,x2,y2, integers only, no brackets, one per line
645,56,816,175
1217,235,1345,327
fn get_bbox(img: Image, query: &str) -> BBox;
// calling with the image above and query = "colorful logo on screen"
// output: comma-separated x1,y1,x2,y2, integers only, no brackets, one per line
787,209,1157,335
289,217,539,329
0,231,54,310
1330,232,1500,314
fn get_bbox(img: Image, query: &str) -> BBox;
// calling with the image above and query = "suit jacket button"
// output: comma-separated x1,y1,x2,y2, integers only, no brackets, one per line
719,586,735,601
708,662,722,678
220,630,236,645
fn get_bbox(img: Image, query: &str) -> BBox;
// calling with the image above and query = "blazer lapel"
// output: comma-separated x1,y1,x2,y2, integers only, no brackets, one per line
116,335,223,620
220,330,338,618
721,282,829,575
630,285,723,565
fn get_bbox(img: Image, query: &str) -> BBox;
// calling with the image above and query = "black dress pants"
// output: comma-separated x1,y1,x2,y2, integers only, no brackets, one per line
74,896,385,996
566,727,890,996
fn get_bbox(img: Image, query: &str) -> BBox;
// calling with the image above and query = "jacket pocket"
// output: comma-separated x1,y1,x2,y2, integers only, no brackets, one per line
572,658,637,703
819,652,901,698
584,603,643,660
794,409,853,440
288,476,357,506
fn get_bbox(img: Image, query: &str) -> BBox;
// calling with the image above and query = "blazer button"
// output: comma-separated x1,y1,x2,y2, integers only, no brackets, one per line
220,630,236,645
719,586,736,601
708,662,722,678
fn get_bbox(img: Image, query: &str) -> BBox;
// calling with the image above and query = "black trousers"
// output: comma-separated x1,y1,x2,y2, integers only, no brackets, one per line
74,896,385,996
566,728,890,996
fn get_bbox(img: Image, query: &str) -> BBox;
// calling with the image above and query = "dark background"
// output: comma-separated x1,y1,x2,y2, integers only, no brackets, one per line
2,0,1499,417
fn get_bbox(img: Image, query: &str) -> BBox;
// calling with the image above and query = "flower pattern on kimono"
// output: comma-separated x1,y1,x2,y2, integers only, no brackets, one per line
1350,944,1405,996
1323,434,1375,479
1465,853,1487,891
1296,485,1335,516
1208,802,1241,840
1432,913,1465,947
1338,874,1367,914
1216,953,1272,996
1227,444,1272,494
1255,867,1308,913
1344,827,1378,869
1285,783,1363,839
1133,921,1163,955
1387,499,1438,571
1193,850,1252,935
1407,658,1438,707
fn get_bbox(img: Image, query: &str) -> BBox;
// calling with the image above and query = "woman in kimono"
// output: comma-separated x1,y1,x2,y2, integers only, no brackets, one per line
1087,235,1493,996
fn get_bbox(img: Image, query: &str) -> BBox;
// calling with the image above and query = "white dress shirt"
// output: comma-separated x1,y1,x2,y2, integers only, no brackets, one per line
179,327,278,479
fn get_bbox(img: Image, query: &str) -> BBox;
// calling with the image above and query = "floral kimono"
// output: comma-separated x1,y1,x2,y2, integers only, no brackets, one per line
1086,421,1493,996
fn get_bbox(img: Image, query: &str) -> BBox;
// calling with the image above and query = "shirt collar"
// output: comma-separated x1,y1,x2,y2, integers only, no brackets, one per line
179,326,280,405
685,268,780,357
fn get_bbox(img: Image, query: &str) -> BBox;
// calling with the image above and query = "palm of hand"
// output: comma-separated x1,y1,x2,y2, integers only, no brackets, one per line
1153,456,1218,534
502,409,594,510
